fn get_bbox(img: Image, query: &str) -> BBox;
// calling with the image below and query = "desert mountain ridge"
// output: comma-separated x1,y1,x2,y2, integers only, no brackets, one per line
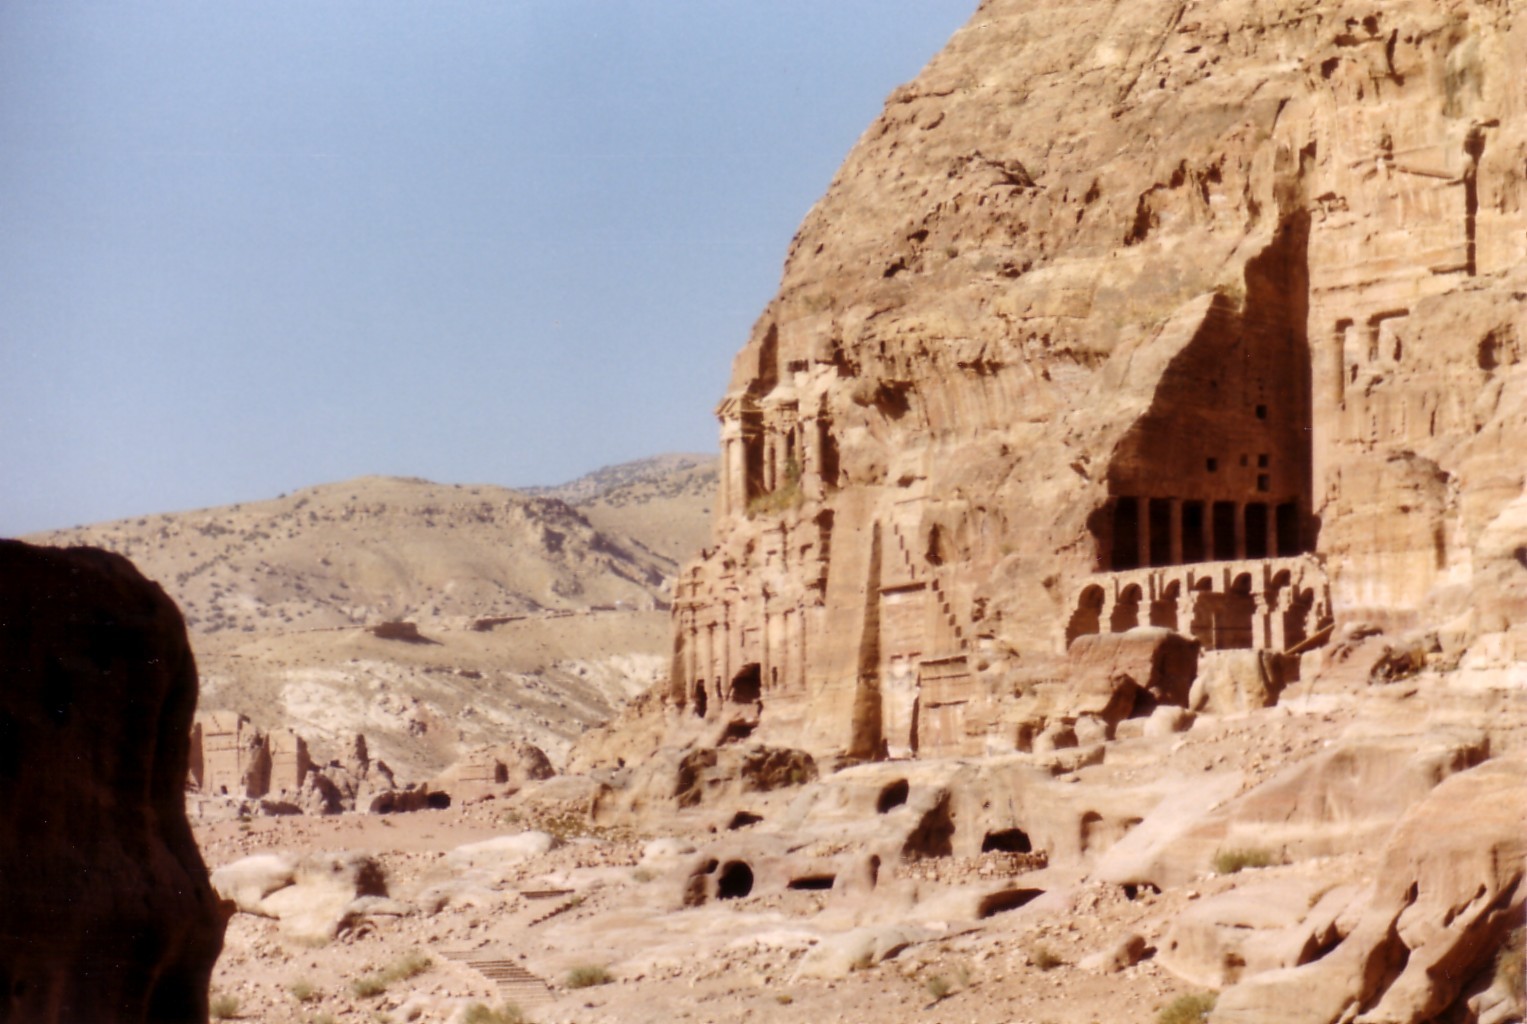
21,455,718,778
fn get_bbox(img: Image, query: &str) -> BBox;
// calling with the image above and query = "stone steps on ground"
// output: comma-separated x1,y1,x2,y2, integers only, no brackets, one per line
435,947,554,1007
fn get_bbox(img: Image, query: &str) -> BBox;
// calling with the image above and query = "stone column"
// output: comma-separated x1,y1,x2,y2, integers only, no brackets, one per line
1234,502,1247,561
1253,593,1275,650
1201,508,1215,564
762,432,777,493
721,422,746,516
799,414,821,498
1137,499,1152,571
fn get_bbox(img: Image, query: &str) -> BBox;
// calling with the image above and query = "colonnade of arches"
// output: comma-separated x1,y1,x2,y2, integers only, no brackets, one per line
1065,561,1323,653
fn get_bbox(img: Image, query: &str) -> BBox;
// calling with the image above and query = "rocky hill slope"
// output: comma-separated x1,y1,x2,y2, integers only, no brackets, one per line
526,452,718,565
25,461,716,777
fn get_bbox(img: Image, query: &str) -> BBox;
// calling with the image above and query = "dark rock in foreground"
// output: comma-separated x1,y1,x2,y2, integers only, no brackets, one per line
0,540,226,1023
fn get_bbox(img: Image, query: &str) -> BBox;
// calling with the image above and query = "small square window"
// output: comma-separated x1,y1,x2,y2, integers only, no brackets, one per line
1258,453,1269,468
1255,404,1268,419
1240,454,1249,467
1206,458,1218,473
1257,474,1270,492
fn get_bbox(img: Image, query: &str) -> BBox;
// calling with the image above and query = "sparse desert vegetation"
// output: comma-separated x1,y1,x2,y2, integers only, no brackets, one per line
1212,848,1277,875
1157,991,1217,1024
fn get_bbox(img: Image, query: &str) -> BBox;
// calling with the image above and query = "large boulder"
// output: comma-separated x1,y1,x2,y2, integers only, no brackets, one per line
0,540,226,1022
1213,755,1527,1024
211,850,394,944
1068,628,1200,722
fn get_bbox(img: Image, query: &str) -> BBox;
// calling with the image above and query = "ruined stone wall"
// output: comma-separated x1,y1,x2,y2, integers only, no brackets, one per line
670,0,1525,761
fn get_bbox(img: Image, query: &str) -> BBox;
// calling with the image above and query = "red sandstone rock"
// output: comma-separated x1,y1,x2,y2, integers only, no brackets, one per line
652,0,1525,764
0,540,225,1023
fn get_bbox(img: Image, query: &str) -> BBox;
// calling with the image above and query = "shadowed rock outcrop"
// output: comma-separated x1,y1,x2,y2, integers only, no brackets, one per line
0,540,225,1023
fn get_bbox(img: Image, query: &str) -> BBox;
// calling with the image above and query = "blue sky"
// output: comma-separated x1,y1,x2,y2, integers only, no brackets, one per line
0,2,972,534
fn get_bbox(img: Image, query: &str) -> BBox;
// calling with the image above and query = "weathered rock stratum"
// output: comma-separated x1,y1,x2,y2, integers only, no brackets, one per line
661,0,1524,760
0,540,225,1023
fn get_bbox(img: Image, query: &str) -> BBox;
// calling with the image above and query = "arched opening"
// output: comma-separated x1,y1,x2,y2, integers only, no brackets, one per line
1220,573,1256,649
730,663,761,704
717,861,754,900
426,791,451,810
692,680,708,719
494,763,509,784
876,779,909,814
1149,580,1181,631
1189,578,1215,647
981,828,1033,854
1110,584,1142,633
1285,587,1316,649
1066,585,1105,647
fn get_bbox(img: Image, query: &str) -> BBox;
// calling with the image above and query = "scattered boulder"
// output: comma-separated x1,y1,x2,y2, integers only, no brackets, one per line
212,850,391,944
1080,932,1151,974
1157,877,1361,989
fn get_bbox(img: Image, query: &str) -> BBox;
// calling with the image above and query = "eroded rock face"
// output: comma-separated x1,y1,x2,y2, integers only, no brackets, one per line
662,0,1525,762
1213,755,1527,1024
0,541,225,1023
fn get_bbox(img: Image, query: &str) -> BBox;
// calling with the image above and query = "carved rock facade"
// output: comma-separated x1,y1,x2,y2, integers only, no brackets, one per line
669,0,1525,760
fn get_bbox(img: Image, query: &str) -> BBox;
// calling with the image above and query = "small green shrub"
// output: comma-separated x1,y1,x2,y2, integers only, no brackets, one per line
352,976,387,999
1213,848,1276,874
1032,944,1065,971
461,1004,530,1024
386,952,431,981
565,964,613,989
209,993,240,1020
289,979,318,1003
926,975,952,1001
1158,992,1217,1024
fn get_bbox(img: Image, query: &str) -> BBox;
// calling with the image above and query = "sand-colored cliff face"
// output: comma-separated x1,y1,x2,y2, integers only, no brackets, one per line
671,0,1525,759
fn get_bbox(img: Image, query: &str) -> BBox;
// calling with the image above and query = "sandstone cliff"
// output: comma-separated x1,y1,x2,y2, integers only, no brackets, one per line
664,0,1525,760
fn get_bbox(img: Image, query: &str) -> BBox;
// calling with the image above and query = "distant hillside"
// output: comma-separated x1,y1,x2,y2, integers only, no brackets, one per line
528,453,718,564
525,452,715,504
28,476,672,635
22,458,718,778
